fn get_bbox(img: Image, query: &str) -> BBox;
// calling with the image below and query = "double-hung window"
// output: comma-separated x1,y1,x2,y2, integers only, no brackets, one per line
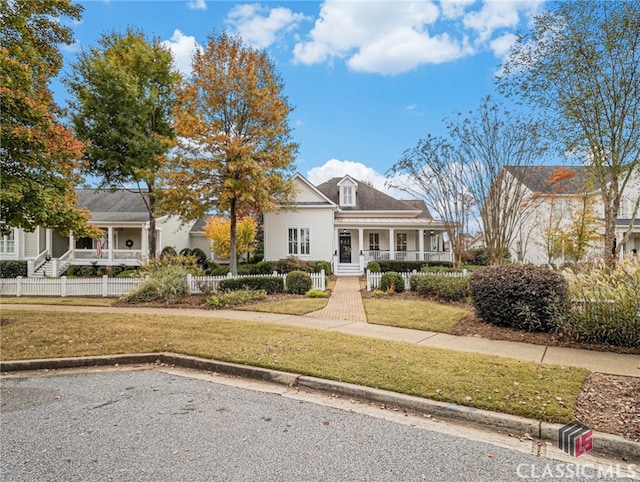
288,228,310,256
395,233,407,252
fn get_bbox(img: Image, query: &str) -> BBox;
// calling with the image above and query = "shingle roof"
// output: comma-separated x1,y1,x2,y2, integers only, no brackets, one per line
505,166,593,194
315,177,430,216
75,189,150,222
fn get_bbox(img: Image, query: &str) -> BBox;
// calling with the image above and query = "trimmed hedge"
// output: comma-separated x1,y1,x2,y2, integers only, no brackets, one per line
410,275,469,302
0,260,27,278
286,270,313,294
366,261,381,272
380,271,405,293
218,276,284,294
377,260,453,272
468,264,568,333
160,246,177,259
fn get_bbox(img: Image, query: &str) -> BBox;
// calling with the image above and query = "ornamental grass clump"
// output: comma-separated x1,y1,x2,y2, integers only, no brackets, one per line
563,258,640,347
468,264,568,333
124,255,202,303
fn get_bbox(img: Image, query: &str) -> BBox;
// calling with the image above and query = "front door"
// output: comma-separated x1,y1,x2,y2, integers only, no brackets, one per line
339,234,352,263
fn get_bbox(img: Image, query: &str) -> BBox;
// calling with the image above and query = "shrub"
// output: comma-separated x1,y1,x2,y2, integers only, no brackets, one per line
310,260,332,275
367,261,381,272
160,246,177,259
179,247,193,257
372,289,386,298
255,260,276,274
468,264,568,333
206,289,267,308
563,259,640,347
190,247,208,267
410,274,469,302
286,270,313,294
140,254,203,276
124,264,190,302
377,260,427,272
305,289,328,298
218,276,284,294
117,269,139,278
274,257,314,273
0,260,27,278
380,271,405,293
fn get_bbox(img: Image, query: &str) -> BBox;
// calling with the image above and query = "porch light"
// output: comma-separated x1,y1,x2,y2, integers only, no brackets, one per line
430,230,434,236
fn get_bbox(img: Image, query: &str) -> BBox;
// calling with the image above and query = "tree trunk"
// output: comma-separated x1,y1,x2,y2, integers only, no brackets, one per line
148,184,157,260
229,197,238,275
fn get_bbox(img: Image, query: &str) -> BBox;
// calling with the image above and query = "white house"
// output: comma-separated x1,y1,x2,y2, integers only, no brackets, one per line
0,190,210,277
263,173,451,275
505,166,640,265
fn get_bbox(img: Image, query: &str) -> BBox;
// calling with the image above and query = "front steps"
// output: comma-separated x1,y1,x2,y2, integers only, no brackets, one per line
335,263,362,276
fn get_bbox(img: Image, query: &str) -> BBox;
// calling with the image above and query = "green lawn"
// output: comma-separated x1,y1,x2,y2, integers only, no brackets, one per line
0,296,117,307
364,298,469,333
1,308,587,424
237,298,328,315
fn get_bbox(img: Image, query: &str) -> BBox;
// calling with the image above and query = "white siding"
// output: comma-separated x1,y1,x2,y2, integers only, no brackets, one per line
24,230,39,257
158,217,195,253
264,207,334,262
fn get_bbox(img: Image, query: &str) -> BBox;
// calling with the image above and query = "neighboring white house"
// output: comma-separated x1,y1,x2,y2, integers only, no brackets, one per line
505,166,640,265
263,173,451,275
0,190,209,277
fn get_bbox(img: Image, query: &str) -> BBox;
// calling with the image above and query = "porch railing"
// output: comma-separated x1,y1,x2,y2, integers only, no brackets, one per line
363,250,452,263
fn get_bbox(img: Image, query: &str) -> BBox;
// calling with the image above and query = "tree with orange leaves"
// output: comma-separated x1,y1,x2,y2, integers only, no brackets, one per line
204,216,256,261
164,32,297,274
1,0,98,238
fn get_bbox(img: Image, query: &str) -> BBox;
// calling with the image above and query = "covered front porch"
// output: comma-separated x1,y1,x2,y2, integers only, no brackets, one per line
29,224,154,277
332,225,452,275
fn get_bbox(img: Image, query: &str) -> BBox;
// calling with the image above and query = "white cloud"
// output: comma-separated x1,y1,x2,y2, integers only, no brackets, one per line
161,29,202,76
306,159,408,198
293,0,545,75
226,4,308,49
490,32,517,57
186,0,206,11
293,0,455,75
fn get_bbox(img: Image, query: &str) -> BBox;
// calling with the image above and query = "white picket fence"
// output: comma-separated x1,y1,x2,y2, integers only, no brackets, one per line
366,269,468,291
0,271,325,298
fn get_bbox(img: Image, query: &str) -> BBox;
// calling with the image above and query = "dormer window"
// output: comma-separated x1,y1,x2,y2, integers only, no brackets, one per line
342,186,354,206
337,175,357,207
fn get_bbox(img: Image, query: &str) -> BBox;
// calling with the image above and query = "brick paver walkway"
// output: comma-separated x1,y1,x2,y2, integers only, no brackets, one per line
307,276,367,322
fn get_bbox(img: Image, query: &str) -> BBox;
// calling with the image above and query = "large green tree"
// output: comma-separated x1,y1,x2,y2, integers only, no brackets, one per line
499,0,640,265
164,32,297,275
66,28,180,258
1,0,97,237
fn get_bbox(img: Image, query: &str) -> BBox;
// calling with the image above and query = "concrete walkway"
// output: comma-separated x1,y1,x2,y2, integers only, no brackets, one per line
2,275,639,377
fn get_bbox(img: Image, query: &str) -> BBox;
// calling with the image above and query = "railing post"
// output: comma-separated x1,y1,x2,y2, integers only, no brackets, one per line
102,275,108,297
186,273,192,295
27,260,34,277
16,276,22,297
366,270,371,291
61,276,67,297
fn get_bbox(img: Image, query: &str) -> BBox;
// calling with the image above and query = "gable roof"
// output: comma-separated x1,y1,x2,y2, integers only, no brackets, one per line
292,173,336,206
315,177,426,214
505,166,593,194
76,189,150,222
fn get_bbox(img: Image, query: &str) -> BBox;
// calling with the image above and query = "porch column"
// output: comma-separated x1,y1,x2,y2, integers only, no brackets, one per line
69,232,74,256
141,225,149,261
388,228,395,260
45,228,52,255
107,227,114,262
358,228,364,271
418,229,424,262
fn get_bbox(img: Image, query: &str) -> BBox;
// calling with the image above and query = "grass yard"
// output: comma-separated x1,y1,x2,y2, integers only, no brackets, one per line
364,298,469,333
1,308,587,424
0,296,117,307
237,298,328,315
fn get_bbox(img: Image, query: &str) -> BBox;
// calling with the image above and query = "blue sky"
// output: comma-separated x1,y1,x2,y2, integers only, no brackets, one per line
55,0,545,192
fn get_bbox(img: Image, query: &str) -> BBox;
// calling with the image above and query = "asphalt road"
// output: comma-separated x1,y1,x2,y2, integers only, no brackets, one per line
0,369,635,482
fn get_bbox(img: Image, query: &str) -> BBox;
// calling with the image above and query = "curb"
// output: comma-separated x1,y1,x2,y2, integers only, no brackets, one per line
2,353,637,462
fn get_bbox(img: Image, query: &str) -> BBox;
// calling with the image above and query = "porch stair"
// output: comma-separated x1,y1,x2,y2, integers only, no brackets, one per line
335,263,362,276
32,260,54,278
